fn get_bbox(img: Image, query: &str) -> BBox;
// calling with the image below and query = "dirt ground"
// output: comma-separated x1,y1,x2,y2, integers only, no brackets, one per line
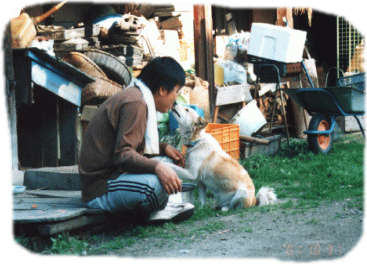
101,200,364,261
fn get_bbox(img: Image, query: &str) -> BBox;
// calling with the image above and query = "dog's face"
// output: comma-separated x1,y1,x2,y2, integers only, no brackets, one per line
171,104,208,132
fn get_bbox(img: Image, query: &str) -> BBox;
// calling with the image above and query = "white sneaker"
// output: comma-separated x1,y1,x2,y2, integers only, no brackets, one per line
149,202,194,223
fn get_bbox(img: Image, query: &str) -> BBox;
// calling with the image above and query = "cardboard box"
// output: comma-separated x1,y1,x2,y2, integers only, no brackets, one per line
248,23,307,63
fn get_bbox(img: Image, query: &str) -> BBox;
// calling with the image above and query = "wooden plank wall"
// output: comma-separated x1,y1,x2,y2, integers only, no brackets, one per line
193,5,215,119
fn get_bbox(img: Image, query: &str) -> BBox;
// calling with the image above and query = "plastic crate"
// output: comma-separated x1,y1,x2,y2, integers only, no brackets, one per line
337,73,365,92
205,123,240,160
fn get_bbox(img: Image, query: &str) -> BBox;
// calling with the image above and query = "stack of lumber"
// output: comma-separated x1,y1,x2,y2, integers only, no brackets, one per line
156,16,183,30
153,5,183,37
257,90,289,128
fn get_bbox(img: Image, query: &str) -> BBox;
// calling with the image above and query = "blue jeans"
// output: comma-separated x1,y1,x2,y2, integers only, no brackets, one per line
86,157,170,216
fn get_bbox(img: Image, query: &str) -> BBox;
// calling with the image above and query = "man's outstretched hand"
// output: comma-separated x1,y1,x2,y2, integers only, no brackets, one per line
155,162,182,195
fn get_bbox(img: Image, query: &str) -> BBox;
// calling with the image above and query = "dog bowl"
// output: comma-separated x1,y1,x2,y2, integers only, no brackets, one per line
169,183,195,204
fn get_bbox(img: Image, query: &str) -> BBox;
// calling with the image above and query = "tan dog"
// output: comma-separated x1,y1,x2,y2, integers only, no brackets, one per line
165,104,277,211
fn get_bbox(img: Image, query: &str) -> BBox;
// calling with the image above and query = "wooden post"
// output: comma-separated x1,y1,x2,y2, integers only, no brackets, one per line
193,5,215,119
277,8,311,138
276,8,293,28
4,23,20,173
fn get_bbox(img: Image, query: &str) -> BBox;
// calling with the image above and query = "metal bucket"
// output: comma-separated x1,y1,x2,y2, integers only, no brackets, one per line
168,183,195,204
230,100,267,136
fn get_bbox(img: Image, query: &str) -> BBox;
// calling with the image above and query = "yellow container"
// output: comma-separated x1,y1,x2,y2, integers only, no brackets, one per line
214,64,224,87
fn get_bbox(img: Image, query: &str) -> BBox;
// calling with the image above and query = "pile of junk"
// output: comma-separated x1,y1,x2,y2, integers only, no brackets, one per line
10,2,166,107
12,2,362,159
8,2,299,159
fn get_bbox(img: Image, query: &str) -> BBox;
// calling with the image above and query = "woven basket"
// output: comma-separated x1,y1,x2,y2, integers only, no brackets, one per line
62,52,107,78
82,76,124,106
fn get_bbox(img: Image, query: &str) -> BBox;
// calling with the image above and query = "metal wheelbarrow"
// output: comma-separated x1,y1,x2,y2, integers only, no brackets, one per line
282,86,365,154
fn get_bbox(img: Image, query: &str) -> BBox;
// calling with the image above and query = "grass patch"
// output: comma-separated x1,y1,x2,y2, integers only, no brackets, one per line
49,233,90,255
240,133,364,207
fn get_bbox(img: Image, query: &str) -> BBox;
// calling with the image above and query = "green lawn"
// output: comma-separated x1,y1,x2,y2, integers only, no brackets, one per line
240,133,364,210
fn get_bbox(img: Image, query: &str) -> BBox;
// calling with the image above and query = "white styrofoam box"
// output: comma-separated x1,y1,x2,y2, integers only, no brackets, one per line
248,23,307,63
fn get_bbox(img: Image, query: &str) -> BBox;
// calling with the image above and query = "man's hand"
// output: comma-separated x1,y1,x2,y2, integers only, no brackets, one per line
155,162,182,195
164,145,185,167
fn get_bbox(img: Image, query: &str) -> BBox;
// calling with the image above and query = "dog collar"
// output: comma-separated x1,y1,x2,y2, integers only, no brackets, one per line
185,140,201,148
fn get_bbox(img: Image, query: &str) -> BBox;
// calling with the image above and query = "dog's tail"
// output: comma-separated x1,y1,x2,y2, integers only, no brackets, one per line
256,186,277,206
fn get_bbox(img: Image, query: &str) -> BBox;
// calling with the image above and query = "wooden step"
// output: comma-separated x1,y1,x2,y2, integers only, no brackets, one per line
13,190,195,236
23,165,80,191
13,191,106,236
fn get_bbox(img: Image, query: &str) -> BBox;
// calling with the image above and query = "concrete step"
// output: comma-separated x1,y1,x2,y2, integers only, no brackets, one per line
12,170,25,186
24,165,81,190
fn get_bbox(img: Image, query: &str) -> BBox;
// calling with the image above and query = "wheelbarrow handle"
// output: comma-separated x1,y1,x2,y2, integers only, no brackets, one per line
354,115,365,138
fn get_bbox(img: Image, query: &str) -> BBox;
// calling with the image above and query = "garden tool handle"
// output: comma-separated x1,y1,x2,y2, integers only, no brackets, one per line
34,1,67,24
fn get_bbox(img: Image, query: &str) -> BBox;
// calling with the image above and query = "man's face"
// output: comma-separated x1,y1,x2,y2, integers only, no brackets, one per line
154,84,181,113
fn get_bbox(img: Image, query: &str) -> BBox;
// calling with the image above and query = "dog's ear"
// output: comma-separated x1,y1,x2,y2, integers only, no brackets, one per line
195,116,208,129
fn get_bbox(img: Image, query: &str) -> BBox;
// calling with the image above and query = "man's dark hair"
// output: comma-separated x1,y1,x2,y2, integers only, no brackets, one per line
137,57,186,94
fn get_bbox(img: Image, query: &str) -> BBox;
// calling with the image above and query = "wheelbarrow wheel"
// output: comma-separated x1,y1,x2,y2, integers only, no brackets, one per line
307,115,334,154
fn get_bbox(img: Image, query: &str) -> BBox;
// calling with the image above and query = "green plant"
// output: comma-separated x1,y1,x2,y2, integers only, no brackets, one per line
14,235,30,249
93,236,135,252
50,233,89,255
160,129,182,150
185,69,195,75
